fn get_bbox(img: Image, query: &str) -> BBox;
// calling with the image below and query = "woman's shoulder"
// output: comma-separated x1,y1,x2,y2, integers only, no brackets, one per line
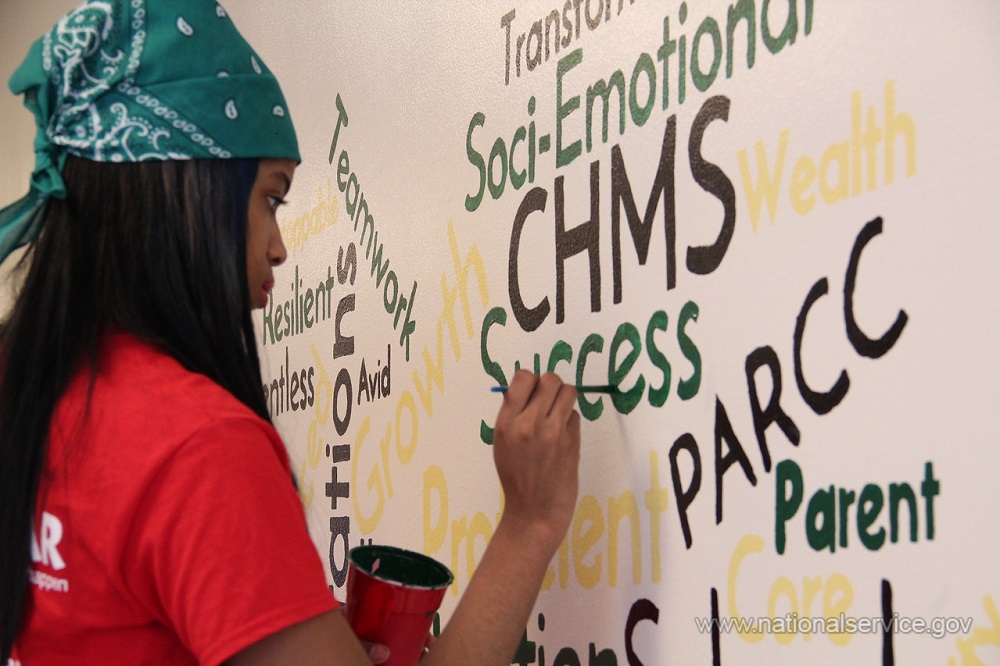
54,332,280,463
99,332,263,422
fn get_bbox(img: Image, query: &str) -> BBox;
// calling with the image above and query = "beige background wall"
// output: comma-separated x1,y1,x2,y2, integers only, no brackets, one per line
0,2,78,203
0,1,79,310
3,3,1000,665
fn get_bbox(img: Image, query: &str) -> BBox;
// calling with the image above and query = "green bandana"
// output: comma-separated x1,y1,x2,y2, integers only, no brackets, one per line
0,0,300,264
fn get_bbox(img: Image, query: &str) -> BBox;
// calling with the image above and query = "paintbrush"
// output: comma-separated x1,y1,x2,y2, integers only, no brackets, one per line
491,384,619,394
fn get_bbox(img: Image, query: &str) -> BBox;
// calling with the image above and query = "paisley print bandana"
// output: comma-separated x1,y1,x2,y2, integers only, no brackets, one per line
0,0,300,264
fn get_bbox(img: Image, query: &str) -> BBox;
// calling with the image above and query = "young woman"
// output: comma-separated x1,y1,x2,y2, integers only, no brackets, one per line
0,2,581,665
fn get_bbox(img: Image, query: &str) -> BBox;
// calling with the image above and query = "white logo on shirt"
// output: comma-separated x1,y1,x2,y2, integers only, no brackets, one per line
30,511,66,571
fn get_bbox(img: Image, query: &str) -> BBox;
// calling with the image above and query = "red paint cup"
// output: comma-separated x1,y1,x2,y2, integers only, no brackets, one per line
345,544,454,666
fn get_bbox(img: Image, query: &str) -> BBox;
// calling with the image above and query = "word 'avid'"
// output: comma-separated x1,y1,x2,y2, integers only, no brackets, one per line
327,344,393,439
329,93,418,361
469,0,815,210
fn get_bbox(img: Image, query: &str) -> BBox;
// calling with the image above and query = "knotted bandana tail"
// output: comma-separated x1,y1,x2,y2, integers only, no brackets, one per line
0,0,300,265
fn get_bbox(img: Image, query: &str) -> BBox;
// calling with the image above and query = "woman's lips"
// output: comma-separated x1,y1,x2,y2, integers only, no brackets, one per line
261,279,275,306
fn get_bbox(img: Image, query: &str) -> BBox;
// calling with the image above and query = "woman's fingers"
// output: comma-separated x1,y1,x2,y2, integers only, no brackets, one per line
550,380,579,422
492,371,580,527
500,369,538,415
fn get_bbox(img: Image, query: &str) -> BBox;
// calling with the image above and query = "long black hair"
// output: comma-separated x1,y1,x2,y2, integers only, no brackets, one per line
0,155,266,661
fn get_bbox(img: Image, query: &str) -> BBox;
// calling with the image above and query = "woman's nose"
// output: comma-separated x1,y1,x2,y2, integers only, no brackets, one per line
269,226,287,267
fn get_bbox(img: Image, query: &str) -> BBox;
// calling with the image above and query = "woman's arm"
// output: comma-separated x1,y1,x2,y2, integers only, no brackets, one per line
227,610,373,666
228,370,580,666
421,370,581,665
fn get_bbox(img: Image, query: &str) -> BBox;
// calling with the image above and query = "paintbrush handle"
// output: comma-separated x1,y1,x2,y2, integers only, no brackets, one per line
491,385,616,394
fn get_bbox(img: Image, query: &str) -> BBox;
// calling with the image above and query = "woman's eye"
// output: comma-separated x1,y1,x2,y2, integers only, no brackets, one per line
267,196,288,211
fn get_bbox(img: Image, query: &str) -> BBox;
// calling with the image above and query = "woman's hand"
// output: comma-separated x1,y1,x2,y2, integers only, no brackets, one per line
413,371,581,666
491,370,581,555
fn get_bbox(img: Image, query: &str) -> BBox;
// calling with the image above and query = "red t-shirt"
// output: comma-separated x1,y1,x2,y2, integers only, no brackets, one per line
11,333,337,665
